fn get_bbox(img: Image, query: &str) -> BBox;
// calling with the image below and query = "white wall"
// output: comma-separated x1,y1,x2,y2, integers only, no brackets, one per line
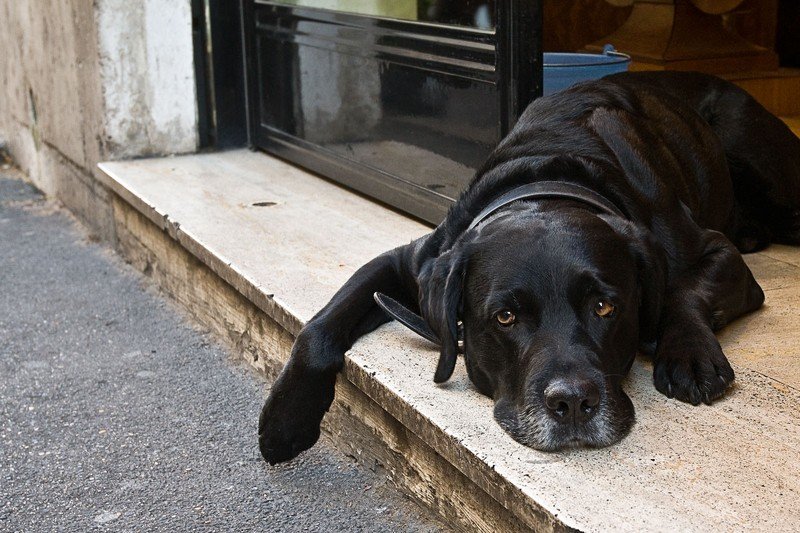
0,0,198,239
96,0,198,158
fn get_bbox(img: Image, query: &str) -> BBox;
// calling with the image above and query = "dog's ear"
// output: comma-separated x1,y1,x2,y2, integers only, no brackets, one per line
602,217,667,351
627,226,667,349
416,236,473,383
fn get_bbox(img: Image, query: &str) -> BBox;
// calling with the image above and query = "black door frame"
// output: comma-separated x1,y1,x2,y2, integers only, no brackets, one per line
497,1,541,136
240,1,542,223
193,0,249,149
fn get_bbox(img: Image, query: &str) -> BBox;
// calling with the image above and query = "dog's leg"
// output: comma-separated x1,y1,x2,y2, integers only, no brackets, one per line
259,244,419,464
654,230,764,405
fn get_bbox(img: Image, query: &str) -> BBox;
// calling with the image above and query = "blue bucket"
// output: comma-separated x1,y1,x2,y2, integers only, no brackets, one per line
543,45,631,96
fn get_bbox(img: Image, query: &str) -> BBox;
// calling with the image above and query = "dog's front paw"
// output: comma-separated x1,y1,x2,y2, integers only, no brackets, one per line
653,330,735,405
258,364,337,465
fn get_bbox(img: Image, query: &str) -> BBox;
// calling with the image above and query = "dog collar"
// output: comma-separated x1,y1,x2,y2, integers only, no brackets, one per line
373,292,465,353
375,183,624,354
467,181,626,231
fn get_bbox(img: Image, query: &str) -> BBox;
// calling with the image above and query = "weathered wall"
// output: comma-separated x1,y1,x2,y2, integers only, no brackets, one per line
0,0,197,240
96,0,198,159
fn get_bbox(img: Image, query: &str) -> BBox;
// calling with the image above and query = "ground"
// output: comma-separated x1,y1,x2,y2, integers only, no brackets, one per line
0,169,444,532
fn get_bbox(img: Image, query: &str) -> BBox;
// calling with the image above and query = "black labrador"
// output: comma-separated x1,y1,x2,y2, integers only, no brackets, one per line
259,71,800,463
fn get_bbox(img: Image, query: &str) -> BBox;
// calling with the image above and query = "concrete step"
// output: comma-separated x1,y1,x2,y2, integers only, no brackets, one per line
98,150,800,532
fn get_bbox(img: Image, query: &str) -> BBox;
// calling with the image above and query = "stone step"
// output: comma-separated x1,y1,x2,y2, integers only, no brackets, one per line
98,150,800,532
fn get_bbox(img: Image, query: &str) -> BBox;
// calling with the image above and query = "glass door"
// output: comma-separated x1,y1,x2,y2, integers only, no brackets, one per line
242,0,541,223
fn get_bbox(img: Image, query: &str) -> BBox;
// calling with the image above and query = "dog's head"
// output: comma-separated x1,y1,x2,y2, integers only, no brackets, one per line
413,204,666,451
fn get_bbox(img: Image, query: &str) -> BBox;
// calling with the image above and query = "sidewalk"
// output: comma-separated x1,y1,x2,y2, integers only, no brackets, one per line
0,168,443,532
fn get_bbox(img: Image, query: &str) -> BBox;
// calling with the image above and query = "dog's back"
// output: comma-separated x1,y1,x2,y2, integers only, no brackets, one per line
487,72,800,253
608,71,800,252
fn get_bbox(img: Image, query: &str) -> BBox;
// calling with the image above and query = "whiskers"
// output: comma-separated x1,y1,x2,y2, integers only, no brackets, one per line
502,383,634,451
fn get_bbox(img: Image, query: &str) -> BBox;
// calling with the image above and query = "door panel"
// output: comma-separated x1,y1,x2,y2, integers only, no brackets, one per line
271,0,496,28
243,1,540,223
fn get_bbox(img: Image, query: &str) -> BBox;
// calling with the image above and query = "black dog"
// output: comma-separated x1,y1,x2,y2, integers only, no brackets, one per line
259,71,800,463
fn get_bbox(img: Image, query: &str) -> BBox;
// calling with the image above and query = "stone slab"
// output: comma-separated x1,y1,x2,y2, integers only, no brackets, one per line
99,150,800,532
111,196,524,532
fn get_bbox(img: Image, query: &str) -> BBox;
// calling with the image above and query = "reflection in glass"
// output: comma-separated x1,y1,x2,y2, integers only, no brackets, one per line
261,35,497,200
253,2,504,220
274,0,496,29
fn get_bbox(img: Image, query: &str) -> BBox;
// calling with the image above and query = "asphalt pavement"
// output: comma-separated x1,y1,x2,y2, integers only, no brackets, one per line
0,168,444,532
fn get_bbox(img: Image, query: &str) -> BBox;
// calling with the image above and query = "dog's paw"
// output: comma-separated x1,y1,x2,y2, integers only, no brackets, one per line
653,332,735,405
258,364,336,465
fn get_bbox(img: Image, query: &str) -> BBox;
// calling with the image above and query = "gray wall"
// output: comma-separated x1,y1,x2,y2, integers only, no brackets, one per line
0,0,198,241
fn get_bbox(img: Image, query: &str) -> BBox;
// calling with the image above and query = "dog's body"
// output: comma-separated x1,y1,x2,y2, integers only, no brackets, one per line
259,72,800,463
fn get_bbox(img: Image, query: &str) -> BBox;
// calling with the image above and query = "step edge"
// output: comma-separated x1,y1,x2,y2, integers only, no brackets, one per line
97,160,573,532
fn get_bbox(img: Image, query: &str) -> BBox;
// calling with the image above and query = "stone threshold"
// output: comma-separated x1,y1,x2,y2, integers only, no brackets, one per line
98,150,800,532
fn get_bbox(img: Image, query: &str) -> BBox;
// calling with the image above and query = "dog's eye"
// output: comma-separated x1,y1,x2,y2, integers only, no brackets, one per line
594,300,616,318
496,310,516,326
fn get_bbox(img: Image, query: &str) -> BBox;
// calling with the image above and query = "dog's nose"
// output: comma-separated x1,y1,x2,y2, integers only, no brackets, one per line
544,379,600,424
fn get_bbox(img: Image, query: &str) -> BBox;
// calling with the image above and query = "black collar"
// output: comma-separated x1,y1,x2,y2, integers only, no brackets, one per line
374,182,627,354
467,181,626,231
